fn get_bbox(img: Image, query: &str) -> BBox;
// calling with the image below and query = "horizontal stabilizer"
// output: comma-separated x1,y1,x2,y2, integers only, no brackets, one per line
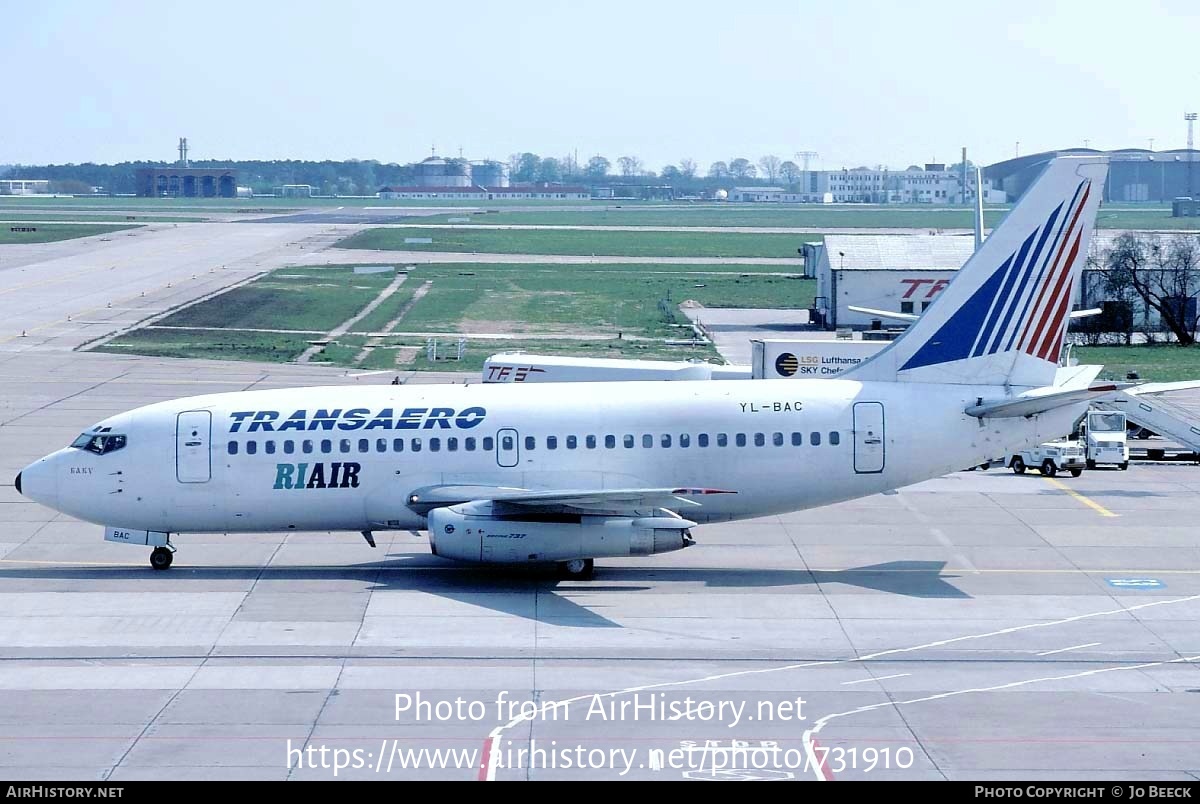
966,383,1125,419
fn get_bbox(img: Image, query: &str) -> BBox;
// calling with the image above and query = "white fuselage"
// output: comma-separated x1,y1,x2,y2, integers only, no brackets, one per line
21,378,1081,536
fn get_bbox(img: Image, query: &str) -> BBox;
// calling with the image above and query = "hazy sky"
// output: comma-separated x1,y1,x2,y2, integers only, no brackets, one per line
4,0,1199,171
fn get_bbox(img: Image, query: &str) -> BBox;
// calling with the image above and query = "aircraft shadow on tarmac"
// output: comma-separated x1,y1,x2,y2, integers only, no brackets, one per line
0,559,967,629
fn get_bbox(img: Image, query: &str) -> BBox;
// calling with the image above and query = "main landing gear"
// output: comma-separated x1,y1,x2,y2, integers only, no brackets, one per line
557,558,595,579
150,544,175,570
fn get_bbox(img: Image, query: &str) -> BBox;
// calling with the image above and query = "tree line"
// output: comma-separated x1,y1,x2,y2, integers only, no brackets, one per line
2,154,815,196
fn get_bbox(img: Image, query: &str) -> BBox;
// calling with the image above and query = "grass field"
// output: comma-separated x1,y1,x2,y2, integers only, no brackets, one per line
0,223,139,244
154,268,399,332
335,227,811,258
1075,345,1200,382
417,206,1198,231
97,262,806,369
0,212,207,223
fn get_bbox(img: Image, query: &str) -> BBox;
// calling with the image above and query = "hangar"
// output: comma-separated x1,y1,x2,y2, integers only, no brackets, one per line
808,234,1088,330
135,166,238,198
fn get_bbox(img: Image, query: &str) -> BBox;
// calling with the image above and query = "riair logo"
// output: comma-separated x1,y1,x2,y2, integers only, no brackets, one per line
229,406,486,433
274,462,360,490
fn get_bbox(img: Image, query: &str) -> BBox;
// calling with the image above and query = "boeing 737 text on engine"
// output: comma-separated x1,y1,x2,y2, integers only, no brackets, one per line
17,157,1116,576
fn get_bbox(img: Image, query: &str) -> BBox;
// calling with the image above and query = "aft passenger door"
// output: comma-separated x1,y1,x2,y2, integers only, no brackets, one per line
176,411,212,483
853,402,885,474
496,428,519,468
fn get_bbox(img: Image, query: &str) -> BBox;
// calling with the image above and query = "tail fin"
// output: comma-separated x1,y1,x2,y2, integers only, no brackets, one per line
845,156,1108,388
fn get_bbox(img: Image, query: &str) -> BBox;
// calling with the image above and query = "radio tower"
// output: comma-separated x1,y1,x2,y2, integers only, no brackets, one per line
1186,113,1197,199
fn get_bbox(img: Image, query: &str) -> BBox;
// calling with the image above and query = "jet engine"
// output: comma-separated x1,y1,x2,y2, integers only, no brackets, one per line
427,503,695,564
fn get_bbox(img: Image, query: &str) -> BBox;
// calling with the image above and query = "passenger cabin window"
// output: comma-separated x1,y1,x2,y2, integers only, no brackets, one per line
266,441,276,454
643,434,653,448
393,438,405,453
430,438,441,452
465,437,476,451
340,439,351,453
661,434,671,448
624,435,635,449
735,433,747,447
587,435,597,449
717,433,728,447
605,435,616,449
811,432,822,446
320,439,332,454
376,439,387,453
680,434,690,448
773,432,784,447
754,433,765,447
830,431,841,445
482,436,495,451
227,441,238,455
302,440,314,454
246,441,257,455
791,432,803,446
448,437,458,452
358,438,370,453
284,440,295,454
698,434,709,447
546,436,557,450
72,433,127,456
411,438,422,452
566,435,577,450
525,436,536,451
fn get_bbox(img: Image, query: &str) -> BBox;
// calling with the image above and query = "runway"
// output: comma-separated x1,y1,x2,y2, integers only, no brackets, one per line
0,219,1198,781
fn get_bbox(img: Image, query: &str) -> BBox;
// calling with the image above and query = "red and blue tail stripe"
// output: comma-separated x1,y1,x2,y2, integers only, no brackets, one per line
899,179,1091,373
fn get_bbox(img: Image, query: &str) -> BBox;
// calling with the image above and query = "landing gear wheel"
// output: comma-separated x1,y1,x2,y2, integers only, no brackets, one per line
557,558,594,580
1069,468,1083,478
1041,460,1058,477
150,546,173,570
1119,462,1129,471
1011,456,1026,475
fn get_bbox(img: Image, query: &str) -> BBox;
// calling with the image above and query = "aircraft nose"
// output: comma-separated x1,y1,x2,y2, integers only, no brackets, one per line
16,457,58,508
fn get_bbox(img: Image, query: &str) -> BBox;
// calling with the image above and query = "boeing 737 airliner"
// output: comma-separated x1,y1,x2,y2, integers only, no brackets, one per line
17,157,1112,577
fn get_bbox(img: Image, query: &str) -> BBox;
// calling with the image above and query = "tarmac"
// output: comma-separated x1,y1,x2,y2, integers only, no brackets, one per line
0,221,1198,781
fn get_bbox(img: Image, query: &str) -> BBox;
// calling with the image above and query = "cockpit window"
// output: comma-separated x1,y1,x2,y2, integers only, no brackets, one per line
69,433,127,455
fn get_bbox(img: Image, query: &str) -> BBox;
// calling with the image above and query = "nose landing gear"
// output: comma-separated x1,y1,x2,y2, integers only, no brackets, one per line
150,544,175,570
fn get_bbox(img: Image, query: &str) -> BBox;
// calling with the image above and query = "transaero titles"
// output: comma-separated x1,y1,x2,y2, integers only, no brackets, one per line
228,407,487,433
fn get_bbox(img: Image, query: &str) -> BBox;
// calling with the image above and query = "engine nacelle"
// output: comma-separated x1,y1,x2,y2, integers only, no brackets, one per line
427,505,695,564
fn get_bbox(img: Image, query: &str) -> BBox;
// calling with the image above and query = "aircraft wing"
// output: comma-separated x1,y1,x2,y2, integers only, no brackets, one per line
405,485,734,517
966,383,1127,419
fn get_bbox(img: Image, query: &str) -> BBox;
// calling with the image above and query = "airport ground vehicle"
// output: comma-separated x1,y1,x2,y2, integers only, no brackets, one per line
1080,409,1129,470
1008,440,1086,477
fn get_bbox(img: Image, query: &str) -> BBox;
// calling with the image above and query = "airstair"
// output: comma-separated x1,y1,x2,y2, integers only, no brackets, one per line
1096,383,1200,458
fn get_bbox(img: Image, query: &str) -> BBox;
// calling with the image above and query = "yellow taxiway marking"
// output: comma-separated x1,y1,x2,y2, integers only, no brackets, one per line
1043,477,1119,517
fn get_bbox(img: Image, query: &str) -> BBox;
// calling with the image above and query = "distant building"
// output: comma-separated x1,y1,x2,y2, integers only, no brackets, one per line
278,184,315,197
0,179,50,195
731,165,1000,204
986,149,1200,203
136,167,237,198
730,186,803,202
